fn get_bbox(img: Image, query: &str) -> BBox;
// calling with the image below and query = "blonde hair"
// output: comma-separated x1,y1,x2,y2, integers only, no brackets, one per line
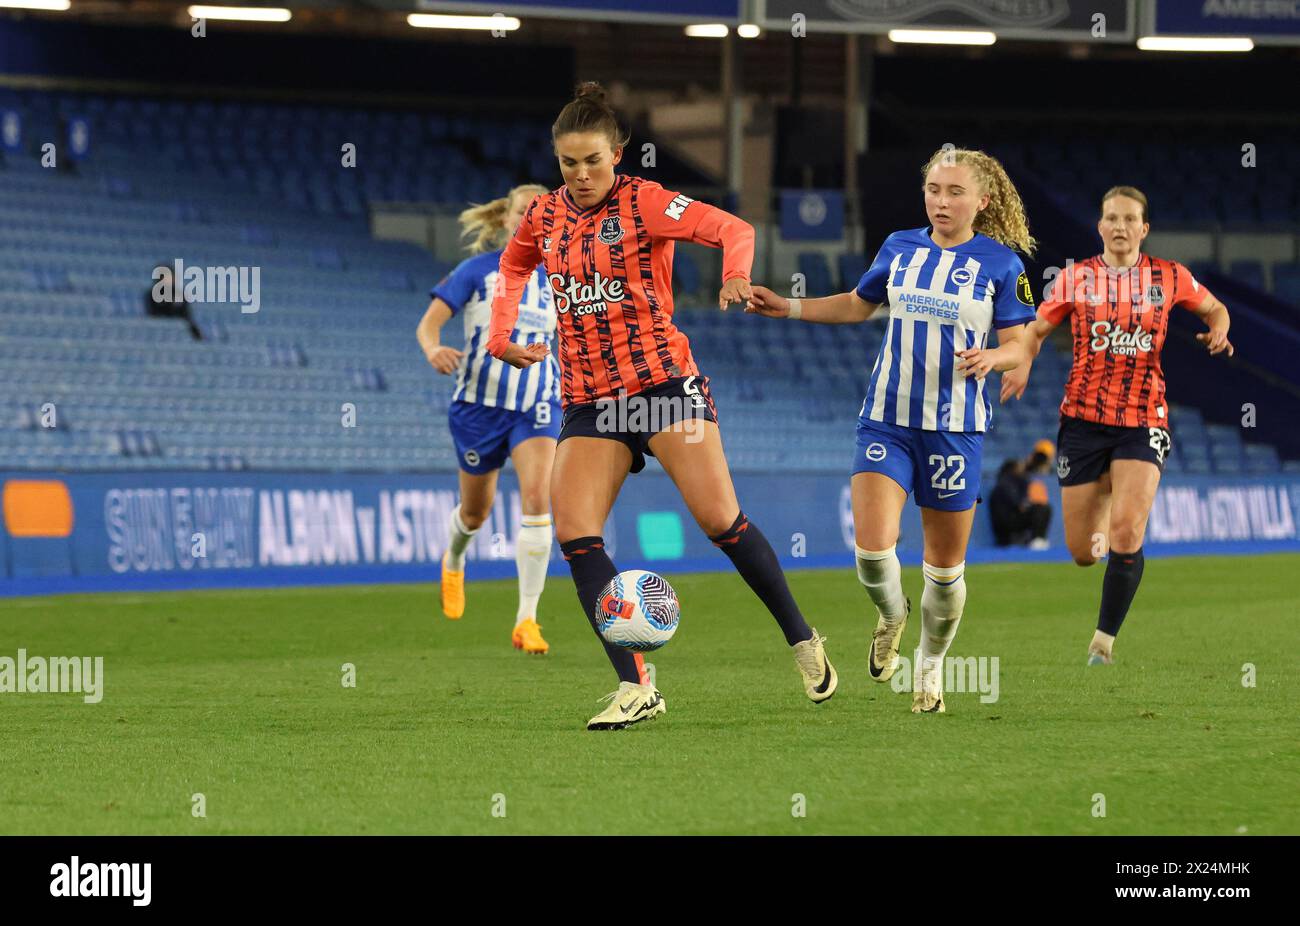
1101,185,1148,223
458,183,549,254
920,147,1037,256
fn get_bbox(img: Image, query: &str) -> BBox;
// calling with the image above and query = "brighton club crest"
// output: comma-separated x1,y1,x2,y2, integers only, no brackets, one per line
597,216,625,245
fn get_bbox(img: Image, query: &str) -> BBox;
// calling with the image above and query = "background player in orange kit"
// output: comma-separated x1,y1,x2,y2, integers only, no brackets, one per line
487,82,838,730
1003,186,1234,666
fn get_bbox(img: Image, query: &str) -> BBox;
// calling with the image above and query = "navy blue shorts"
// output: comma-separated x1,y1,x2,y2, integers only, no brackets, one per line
1055,415,1170,486
853,417,983,511
559,375,718,474
448,398,561,475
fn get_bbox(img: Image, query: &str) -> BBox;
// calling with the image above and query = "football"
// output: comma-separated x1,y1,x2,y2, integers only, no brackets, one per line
595,570,681,651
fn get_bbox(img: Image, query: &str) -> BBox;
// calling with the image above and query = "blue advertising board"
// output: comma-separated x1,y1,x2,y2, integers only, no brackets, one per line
3,468,1297,596
1151,0,1300,42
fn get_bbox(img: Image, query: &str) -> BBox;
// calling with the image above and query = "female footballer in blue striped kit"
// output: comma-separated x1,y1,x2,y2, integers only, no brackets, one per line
417,183,560,654
748,148,1033,712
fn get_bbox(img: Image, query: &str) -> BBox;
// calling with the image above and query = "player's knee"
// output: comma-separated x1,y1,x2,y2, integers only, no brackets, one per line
459,505,490,531
520,491,549,518
923,553,965,570
1110,523,1144,552
855,528,900,552
553,510,604,545
1070,543,1100,566
1067,539,1098,566
552,519,581,546
699,509,740,539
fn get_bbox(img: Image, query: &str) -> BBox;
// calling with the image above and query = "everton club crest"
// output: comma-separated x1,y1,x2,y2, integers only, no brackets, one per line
597,216,625,246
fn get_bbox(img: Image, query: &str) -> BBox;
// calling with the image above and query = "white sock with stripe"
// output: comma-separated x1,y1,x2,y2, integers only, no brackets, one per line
920,560,967,662
855,545,907,625
515,513,553,625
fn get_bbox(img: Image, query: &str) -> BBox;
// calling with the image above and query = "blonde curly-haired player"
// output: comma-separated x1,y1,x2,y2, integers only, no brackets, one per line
749,147,1035,713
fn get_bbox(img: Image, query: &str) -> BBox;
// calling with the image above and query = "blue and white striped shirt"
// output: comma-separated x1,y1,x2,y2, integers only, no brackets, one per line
431,250,559,411
855,228,1035,433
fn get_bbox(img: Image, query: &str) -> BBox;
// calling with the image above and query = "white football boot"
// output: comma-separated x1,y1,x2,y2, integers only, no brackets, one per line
868,598,910,683
587,681,665,731
911,648,945,714
793,629,838,703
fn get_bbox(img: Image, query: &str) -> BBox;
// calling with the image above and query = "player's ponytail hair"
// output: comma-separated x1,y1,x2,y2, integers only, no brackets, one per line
457,183,549,254
552,81,630,151
921,147,1037,257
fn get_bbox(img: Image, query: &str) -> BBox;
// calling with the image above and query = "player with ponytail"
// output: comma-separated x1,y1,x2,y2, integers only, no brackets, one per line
489,82,840,730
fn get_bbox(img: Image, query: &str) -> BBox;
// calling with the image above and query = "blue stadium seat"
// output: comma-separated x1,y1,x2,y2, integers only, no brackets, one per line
796,253,833,296
673,249,701,299
837,252,868,292
1205,424,1242,449
1243,443,1280,474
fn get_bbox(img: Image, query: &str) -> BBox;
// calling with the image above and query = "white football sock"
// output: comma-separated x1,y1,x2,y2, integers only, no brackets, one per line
515,514,553,624
855,545,907,625
445,505,478,571
920,560,966,661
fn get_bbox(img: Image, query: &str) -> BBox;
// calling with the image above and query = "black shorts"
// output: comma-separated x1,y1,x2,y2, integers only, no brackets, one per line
1055,415,1171,487
559,375,718,474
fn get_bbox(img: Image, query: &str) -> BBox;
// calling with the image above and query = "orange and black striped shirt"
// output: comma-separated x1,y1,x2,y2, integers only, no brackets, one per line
1039,254,1213,429
486,175,753,407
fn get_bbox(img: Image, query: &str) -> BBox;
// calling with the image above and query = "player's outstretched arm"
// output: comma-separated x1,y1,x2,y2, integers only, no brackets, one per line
486,203,549,370
686,204,757,312
637,185,757,312
999,317,1054,401
745,286,879,324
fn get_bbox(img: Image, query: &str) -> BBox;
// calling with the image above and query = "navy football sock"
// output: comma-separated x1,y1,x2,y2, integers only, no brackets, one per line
710,512,813,646
560,536,643,684
1097,547,1145,637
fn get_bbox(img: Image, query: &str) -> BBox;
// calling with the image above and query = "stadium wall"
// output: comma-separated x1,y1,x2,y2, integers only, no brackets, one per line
2,469,1297,596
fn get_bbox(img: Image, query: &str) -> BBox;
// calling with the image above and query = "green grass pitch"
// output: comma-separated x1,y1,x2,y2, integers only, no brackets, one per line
2,554,1297,835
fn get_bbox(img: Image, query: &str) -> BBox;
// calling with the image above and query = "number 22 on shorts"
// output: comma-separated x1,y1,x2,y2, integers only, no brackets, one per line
929,454,966,492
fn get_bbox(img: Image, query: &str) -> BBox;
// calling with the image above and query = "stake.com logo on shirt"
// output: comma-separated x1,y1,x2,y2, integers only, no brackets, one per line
548,270,626,316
